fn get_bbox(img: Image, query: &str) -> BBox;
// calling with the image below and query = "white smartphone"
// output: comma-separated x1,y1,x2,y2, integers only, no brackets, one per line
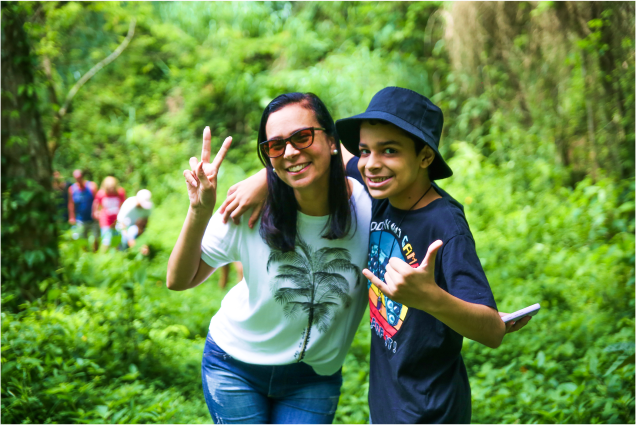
501,303,540,323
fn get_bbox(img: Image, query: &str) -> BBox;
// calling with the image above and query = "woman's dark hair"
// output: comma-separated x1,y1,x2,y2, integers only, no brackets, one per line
257,92,354,253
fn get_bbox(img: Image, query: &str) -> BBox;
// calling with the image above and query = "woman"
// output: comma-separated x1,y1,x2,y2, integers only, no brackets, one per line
93,176,126,249
166,93,372,424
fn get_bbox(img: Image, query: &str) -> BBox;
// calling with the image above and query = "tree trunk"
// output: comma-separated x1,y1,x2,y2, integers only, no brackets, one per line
298,309,314,361
580,51,599,181
298,275,316,361
1,2,59,305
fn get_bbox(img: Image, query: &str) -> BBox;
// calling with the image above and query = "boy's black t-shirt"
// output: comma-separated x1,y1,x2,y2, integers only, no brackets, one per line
347,157,498,424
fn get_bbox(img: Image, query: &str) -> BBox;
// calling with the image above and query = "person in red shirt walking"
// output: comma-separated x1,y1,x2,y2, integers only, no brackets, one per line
93,176,126,250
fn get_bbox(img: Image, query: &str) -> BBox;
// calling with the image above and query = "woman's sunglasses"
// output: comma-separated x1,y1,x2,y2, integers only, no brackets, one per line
259,127,326,158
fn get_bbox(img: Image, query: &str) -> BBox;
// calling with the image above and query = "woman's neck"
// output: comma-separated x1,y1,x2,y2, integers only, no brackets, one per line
294,186,330,216
293,173,332,217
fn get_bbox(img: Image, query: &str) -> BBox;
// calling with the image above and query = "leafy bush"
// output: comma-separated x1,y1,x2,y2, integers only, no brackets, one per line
1,238,213,424
1,297,209,423
442,142,634,424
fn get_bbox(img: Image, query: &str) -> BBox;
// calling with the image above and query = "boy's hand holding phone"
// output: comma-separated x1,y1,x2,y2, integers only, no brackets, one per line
499,303,540,333
501,314,532,333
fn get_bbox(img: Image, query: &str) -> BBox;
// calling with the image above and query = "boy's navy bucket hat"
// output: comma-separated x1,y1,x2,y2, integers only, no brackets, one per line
336,87,453,180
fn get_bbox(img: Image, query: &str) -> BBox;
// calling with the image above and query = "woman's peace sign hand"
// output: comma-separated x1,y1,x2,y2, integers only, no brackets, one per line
183,126,232,213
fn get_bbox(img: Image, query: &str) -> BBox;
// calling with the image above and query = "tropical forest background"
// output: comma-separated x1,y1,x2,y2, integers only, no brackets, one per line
2,2,634,423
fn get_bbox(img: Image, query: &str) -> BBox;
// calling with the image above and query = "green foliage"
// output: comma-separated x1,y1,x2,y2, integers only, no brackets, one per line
2,1,634,424
1,179,59,306
1,1,59,307
442,2,635,181
444,141,635,424
2,235,221,423
32,1,451,191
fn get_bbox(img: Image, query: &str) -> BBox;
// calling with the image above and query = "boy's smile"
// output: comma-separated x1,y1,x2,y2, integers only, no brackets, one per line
366,175,394,188
358,121,437,210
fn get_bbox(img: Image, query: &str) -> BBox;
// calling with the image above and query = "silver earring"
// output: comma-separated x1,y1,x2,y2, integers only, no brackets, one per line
331,149,338,156
271,168,277,174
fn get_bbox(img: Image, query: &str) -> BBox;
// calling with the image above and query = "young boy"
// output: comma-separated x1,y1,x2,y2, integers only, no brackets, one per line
336,87,514,423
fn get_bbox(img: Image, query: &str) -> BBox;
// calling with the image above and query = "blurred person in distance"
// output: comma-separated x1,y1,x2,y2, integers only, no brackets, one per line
68,169,99,251
117,189,152,254
93,176,126,250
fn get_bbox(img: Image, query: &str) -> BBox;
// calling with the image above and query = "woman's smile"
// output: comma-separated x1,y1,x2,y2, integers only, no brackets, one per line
267,104,333,192
286,162,311,174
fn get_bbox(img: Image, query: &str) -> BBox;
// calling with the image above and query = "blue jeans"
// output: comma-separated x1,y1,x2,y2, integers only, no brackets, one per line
201,333,342,424
100,226,121,247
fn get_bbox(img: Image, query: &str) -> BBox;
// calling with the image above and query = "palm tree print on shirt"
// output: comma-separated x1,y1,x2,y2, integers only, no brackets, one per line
267,236,362,361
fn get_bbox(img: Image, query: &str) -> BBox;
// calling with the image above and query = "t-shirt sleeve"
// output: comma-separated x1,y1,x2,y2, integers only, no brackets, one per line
200,211,241,269
439,234,497,310
345,156,364,186
346,157,377,210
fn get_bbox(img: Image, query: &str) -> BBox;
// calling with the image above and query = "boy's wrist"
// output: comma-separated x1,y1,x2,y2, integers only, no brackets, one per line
256,168,268,189
416,285,448,314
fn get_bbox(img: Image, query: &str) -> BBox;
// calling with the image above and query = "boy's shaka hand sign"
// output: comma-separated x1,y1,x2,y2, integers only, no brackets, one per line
183,126,232,213
363,240,444,312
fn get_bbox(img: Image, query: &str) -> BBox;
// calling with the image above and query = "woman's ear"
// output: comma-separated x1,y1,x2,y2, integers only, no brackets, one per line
328,136,338,154
420,145,435,169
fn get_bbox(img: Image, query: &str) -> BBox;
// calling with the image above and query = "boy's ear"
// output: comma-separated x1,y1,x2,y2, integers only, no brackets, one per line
420,145,435,169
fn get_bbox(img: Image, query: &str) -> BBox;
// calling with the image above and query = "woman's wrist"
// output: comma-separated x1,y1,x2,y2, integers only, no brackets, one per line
188,204,214,222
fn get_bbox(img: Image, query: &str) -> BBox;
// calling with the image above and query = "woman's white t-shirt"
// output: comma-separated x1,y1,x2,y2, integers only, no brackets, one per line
200,178,371,375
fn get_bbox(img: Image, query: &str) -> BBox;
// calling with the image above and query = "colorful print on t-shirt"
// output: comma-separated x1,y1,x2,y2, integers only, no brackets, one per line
367,218,420,351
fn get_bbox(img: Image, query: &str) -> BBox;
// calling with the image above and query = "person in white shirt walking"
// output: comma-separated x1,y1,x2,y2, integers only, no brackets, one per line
117,189,152,252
